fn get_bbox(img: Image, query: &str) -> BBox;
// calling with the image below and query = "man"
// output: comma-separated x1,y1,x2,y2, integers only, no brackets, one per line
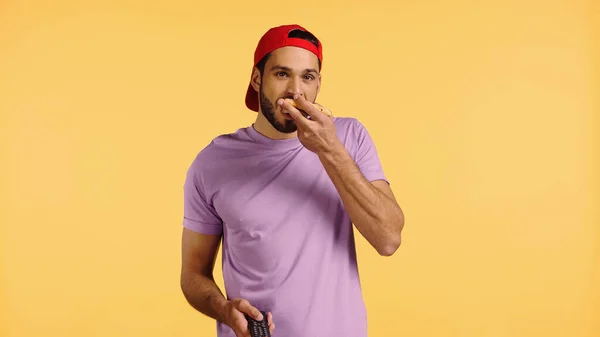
180,24,404,337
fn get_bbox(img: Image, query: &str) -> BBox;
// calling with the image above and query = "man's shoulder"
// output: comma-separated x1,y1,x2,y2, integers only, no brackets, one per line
333,116,371,141
186,126,251,171
333,116,360,127
334,116,370,131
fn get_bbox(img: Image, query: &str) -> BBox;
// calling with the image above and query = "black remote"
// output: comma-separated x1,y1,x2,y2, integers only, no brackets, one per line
245,311,271,337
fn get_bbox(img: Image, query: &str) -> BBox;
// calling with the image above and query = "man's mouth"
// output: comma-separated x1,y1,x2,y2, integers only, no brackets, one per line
280,105,311,120
279,97,313,120
280,106,294,120
279,98,293,120
282,112,294,120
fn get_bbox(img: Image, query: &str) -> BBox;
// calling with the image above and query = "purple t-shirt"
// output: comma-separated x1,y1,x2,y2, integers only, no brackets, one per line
182,116,388,337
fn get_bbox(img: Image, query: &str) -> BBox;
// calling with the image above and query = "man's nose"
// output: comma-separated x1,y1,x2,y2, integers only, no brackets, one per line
286,77,303,97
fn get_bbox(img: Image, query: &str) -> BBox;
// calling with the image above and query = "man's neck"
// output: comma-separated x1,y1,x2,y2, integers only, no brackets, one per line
252,112,298,140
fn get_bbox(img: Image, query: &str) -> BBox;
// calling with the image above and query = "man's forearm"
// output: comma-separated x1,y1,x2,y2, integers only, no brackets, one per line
318,142,404,256
181,273,229,322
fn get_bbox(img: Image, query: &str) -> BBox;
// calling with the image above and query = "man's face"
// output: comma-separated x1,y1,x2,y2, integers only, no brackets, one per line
255,46,321,134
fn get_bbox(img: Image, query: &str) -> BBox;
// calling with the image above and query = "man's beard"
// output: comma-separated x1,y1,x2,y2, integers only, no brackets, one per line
259,85,297,134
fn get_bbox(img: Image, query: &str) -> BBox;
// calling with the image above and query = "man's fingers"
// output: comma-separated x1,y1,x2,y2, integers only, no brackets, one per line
236,299,263,321
278,98,301,116
230,313,250,337
292,94,326,121
278,99,310,125
267,312,275,334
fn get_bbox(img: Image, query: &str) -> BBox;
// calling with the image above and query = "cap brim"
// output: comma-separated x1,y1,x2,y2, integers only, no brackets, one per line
245,83,259,112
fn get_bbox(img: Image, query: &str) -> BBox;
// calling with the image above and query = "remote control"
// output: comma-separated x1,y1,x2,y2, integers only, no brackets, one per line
245,311,271,337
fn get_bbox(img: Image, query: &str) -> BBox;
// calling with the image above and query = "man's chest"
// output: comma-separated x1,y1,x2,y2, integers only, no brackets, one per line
207,149,350,275
208,149,343,233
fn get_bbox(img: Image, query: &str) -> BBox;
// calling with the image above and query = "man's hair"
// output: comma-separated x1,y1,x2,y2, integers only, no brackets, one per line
255,29,321,76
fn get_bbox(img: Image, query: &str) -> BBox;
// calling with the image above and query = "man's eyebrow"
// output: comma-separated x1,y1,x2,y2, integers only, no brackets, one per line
269,65,319,74
269,65,292,72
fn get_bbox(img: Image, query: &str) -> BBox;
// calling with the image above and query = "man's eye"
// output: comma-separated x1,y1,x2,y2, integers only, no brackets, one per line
276,72,287,77
304,75,315,80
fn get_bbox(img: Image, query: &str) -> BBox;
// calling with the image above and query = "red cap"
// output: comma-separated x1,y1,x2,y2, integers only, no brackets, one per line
245,24,323,112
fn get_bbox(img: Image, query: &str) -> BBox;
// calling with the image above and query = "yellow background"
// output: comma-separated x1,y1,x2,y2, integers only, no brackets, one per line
1,0,598,336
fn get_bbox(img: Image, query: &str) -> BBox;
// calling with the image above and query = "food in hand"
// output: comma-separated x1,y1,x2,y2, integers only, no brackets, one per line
284,98,333,117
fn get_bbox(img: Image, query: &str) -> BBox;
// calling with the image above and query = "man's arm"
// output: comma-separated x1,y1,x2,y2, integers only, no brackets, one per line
180,228,229,321
180,228,273,337
318,144,404,256
278,95,405,256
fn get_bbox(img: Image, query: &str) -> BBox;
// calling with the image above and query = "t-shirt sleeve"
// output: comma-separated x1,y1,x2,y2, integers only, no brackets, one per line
182,163,223,235
352,119,389,184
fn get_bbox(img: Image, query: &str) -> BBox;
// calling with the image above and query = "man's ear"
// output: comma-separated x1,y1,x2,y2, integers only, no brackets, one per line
250,67,261,92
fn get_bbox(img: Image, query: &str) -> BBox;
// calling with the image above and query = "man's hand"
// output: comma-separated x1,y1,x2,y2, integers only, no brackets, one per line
278,94,341,155
222,298,274,337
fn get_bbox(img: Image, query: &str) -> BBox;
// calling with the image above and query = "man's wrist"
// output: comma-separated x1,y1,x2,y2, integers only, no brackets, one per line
317,140,347,162
213,296,230,323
